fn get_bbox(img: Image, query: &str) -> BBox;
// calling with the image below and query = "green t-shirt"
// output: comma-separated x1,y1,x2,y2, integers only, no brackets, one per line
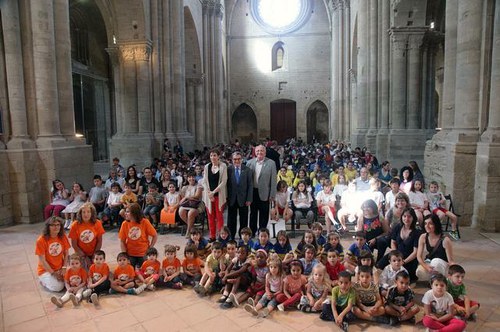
331,286,356,308
205,253,220,271
446,279,466,300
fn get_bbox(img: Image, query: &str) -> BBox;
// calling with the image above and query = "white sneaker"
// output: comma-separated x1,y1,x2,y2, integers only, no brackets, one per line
147,284,155,291
277,304,285,312
90,293,99,306
244,304,258,316
82,289,92,299
134,284,147,294
69,293,79,307
51,296,63,308
228,293,239,307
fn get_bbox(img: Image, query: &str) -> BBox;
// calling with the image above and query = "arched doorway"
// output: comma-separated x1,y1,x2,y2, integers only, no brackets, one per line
70,0,111,161
271,99,296,144
306,100,329,143
232,103,257,144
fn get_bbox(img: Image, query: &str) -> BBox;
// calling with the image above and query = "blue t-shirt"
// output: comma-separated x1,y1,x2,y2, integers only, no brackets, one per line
217,236,230,248
300,258,318,276
238,239,254,251
347,242,371,258
273,241,293,259
252,240,274,253
316,235,327,247
323,242,344,256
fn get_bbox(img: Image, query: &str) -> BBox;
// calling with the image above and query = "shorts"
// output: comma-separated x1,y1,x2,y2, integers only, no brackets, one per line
277,206,285,215
318,205,336,216
432,207,448,215
144,205,161,216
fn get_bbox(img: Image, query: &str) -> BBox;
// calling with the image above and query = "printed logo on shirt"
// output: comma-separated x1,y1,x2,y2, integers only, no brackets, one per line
165,266,176,275
145,266,156,275
69,275,82,287
128,226,141,240
80,229,95,243
48,242,62,256
186,263,196,273
118,273,129,281
92,272,102,282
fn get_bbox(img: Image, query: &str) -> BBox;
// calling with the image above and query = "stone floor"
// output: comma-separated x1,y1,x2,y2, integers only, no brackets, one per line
0,223,499,332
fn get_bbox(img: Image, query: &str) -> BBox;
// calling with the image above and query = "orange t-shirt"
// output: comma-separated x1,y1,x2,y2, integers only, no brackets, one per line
118,219,157,257
113,264,135,282
89,263,110,283
64,267,88,287
68,220,105,257
35,235,71,276
181,257,203,275
140,259,161,276
162,257,181,276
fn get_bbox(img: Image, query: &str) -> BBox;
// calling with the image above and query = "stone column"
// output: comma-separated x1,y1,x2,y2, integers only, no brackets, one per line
329,0,340,140
194,78,205,148
366,0,378,149
343,0,351,139
106,47,123,135
473,0,500,231
407,32,424,129
31,0,62,140
186,79,196,135
389,30,407,129
54,0,76,139
135,44,152,133
171,0,187,133
215,4,226,143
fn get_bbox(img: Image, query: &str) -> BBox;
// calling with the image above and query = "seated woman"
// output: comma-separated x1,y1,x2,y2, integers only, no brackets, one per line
179,172,204,238
385,192,410,229
35,216,70,292
270,180,293,223
376,207,421,282
356,199,390,264
43,179,70,220
399,166,414,195
292,180,315,229
416,214,455,281
125,165,141,195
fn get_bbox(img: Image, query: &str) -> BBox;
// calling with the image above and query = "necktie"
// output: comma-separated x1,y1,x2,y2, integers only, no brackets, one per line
235,167,240,184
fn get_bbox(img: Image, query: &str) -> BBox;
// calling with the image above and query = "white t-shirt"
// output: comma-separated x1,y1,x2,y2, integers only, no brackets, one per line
409,191,427,209
385,191,397,209
316,190,336,204
422,290,454,317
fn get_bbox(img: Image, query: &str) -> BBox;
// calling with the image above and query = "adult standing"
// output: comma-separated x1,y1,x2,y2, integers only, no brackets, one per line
118,203,157,268
201,149,228,242
226,151,253,239
247,145,277,236
35,216,70,292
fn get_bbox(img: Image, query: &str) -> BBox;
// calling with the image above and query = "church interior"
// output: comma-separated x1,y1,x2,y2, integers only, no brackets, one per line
0,0,499,330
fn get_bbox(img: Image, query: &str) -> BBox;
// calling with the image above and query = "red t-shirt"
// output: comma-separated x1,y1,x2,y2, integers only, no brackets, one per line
113,264,135,282
35,235,71,276
141,259,161,276
64,267,88,287
68,220,105,257
326,260,345,281
118,219,157,257
162,257,181,276
89,263,110,283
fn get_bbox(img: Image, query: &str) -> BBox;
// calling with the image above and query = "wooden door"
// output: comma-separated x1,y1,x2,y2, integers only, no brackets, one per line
270,99,296,144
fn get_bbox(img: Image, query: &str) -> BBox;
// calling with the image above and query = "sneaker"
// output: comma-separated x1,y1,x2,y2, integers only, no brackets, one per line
469,313,477,322
171,282,183,290
109,288,118,295
220,300,234,309
277,304,285,312
134,284,147,294
228,293,239,307
51,296,63,308
247,298,255,307
64,219,72,230
127,288,136,295
193,284,202,294
449,231,459,241
69,293,79,306
90,293,99,306
244,304,258,316
82,289,92,299
198,286,207,296
260,307,270,318
147,284,155,291
217,295,228,303
342,322,349,332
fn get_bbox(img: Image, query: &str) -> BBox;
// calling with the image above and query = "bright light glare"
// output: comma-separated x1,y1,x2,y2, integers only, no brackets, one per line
251,40,271,73
257,0,302,29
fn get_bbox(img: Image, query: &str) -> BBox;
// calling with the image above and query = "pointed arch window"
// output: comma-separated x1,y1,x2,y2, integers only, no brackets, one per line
272,41,285,71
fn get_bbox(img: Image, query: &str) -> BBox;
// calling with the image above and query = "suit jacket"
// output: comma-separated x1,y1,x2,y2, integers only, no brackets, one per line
227,164,253,206
246,157,277,201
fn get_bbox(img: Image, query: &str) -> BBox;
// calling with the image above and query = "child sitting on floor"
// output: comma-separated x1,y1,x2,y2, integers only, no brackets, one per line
137,247,161,291
385,271,420,324
51,253,88,308
276,260,307,312
84,250,110,306
325,249,345,287
195,242,225,296
110,252,146,295
180,244,203,286
379,250,408,297
447,264,480,321
320,270,356,331
157,245,183,289
298,263,330,313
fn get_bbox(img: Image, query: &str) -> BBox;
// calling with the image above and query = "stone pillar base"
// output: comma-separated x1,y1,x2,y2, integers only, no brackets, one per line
473,130,500,231
387,129,427,168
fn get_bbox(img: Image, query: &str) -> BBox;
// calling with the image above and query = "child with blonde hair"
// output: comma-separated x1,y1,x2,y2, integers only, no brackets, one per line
299,263,330,312
51,253,87,307
244,258,284,318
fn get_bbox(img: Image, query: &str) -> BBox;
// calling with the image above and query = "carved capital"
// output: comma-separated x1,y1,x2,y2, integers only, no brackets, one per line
118,41,152,62
215,3,224,19
105,47,120,66
408,34,424,50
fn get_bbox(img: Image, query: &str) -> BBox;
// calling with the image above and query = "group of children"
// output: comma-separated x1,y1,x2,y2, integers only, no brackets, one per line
49,220,478,332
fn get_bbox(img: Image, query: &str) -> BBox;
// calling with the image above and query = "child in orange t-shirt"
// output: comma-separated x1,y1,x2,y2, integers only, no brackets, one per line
110,252,146,295
157,244,183,289
51,253,88,308
181,244,204,286
83,250,110,306
68,202,105,269
119,183,138,220
137,247,161,291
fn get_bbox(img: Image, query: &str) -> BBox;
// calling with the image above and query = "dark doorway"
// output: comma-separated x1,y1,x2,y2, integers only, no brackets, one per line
270,99,296,144
306,100,329,143
232,103,257,144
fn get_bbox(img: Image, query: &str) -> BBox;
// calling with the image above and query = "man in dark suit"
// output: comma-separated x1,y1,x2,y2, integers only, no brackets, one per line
246,145,277,236
226,151,253,239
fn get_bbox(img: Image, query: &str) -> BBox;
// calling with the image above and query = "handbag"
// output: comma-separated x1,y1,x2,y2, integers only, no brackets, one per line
179,198,201,209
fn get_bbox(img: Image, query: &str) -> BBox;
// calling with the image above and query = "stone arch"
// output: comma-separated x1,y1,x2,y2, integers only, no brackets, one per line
232,103,257,144
69,0,112,161
306,100,329,143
